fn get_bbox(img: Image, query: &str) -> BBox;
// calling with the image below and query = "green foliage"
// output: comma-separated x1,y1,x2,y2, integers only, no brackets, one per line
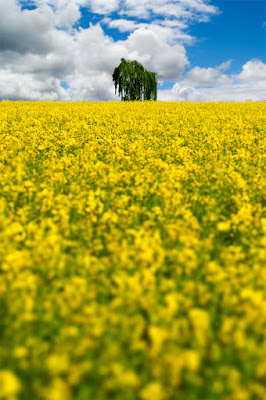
113,58,157,101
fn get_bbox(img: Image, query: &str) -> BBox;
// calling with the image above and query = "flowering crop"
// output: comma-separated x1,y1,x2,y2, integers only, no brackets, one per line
0,100,265,400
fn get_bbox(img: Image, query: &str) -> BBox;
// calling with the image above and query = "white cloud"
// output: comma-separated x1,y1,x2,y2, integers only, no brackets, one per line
53,2,81,28
122,28,189,78
0,70,69,101
103,19,193,44
236,59,266,82
156,19,188,30
217,60,232,72
118,0,218,20
0,0,190,101
159,60,266,102
183,64,233,87
158,83,266,103
68,72,118,101
0,1,55,54
103,18,138,33
87,0,120,14
158,83,201,101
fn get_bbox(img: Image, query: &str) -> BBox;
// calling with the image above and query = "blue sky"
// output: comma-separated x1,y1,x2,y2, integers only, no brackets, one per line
187,0,266,72
0,0,265,101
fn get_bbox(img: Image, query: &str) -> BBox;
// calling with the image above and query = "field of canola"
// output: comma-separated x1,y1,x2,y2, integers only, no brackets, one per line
0,100,265,400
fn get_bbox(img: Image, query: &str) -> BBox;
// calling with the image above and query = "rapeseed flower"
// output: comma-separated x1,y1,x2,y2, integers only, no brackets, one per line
0,100,265,399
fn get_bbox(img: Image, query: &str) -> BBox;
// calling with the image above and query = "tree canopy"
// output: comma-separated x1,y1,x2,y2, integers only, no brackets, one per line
112,58,157,101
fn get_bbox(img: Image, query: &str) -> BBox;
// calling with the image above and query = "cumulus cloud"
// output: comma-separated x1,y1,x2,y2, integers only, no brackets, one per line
0,70,69,101
158,83,201,101
236,59,266,82
102,18,193,44
0,1,54,54
102,18,138,33
0,0,76,100
117,0,218,20
121,28,188,79
46,0,217,20
53,2,81,28
0,0,191,101
65,24,188,99
217,60,232,72
86,0,120,15
158,83,266,103
183,64,233,87
158,59,266,102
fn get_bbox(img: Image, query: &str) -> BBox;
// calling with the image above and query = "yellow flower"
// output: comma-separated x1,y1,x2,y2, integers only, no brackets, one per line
0,100,265,400
184,350,200,372
13,347,28,359
217,220,231,231
43,378,70,400
140,381,165,400
0,370,21,399
149,325,167,354
46,354,69,375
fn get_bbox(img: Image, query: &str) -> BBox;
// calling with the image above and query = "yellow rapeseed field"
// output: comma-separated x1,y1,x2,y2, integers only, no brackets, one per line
0,100,265,400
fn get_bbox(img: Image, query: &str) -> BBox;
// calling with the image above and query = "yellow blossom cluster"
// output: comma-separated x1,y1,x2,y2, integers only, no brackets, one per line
0,100,265,400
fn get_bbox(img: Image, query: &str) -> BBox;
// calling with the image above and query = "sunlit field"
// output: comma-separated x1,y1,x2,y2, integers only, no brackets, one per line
0,101,265,400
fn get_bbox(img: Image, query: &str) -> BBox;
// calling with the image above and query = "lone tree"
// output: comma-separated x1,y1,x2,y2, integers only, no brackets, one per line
113,58,157,101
